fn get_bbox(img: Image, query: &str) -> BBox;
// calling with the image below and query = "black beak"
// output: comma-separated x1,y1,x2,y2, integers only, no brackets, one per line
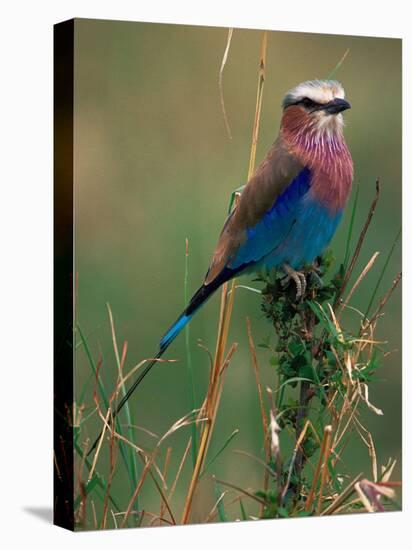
321,97,351,115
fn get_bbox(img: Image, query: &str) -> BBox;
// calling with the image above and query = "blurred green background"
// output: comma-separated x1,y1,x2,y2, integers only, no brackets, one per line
74,19,401,524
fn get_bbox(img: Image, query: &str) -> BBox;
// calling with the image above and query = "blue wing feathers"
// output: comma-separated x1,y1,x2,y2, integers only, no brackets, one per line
160,166,342,352
231,167,312,268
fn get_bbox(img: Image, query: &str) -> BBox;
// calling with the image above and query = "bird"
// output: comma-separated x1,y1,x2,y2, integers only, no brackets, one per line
88,79,353,455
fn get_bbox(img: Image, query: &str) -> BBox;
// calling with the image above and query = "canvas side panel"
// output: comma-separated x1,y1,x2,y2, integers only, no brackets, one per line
53,19,75,531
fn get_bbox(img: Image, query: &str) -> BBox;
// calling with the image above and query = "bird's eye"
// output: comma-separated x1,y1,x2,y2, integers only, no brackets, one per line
300,97,316,108
285,96,321,110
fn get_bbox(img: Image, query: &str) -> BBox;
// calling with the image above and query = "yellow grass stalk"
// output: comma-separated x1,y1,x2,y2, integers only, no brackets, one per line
305,425,332,512
316,426,333,514
159,447,173,524
180,30,268,525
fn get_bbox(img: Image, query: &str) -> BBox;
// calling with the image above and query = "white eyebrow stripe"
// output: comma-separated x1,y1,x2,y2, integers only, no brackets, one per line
283,79,345,107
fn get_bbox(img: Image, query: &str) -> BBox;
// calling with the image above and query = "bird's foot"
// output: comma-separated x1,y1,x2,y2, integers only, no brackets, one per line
281,264,307,301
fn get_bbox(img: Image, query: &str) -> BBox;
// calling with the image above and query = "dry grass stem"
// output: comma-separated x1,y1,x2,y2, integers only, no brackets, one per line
159,447,173,523
110,509,117,529
366,271,402,329
306,425,332,512
341,251,380,310
91,500,98,529
316,426,333,514
248,30,268,178
120,450,159,528
101,425,118,529
204,490,229,523
219,28,234,139
168,437,192,503
282,419,311,501
337,178,380,307
321,473,363,515
181,30,269,525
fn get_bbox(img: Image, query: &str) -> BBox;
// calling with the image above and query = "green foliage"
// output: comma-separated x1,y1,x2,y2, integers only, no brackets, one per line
256,254,345,416
253,247,397,516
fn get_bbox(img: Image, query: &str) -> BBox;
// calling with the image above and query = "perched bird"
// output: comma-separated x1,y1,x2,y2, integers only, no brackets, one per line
89,79,353,454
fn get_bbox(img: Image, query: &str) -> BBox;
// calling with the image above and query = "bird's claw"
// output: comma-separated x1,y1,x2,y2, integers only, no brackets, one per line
281,264,307,301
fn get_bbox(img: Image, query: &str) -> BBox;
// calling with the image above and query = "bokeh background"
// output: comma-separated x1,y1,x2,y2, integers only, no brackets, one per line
74,19,401,525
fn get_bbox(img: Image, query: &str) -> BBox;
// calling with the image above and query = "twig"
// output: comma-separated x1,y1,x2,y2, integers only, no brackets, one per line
365,271,402,330
336,178,380,308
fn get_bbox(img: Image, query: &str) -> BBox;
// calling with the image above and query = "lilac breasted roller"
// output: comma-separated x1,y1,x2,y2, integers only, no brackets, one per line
89,79,353,454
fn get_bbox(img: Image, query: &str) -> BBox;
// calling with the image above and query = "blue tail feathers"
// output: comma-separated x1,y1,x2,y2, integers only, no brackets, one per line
88,270,238,456
158,269,236,353
160,312,192,351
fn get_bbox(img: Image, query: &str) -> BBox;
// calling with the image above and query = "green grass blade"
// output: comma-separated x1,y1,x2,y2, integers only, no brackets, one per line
239,499,248,520
76,323,109,409
327,48,350,79
307,301,340,340
214,480,228,522
275,377,312,394
77,372,94,408
228,184,245,214
201,429,239,478
343,183,360,271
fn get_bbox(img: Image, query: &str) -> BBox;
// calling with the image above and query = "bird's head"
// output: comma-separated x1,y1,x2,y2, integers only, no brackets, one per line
281,80,351,142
